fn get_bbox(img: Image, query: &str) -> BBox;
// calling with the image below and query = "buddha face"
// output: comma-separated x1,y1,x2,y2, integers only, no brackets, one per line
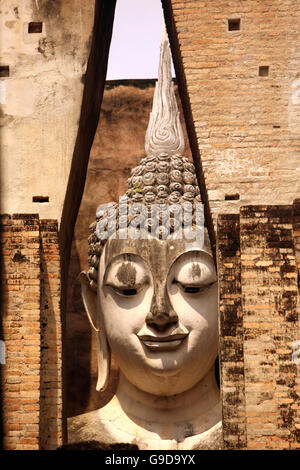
97,236,218,396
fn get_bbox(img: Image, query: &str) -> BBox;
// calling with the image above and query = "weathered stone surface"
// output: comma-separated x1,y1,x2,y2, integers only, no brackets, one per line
0,0,94,220
217,214,247,449
218,205,300,450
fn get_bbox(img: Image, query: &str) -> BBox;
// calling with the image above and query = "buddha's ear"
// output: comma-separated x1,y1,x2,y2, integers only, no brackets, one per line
79,271,99,332
79,271,110,392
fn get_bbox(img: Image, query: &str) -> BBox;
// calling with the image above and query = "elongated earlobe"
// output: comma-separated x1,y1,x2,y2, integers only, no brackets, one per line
95,328,110,392
79,272,99,331
79,271,110,391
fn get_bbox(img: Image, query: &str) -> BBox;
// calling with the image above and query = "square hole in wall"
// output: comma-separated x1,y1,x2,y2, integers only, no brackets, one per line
259,66,269,77
228,18,240,31
32,196,49,203
225,193,240,201
0,66,9,78
28,22,43,34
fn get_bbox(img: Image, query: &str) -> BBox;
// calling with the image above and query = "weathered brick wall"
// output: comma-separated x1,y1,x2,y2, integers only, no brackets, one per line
166,0,300,222
0,214,62,450
293,199,300,287
218,204,300,450
217,214,247,449
1,215,41,450
39,220,62,450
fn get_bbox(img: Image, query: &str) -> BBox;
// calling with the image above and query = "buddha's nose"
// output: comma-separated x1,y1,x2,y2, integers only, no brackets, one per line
146,285,178,333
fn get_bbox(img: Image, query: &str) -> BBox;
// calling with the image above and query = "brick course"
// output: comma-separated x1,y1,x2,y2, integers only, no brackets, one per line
217,214,247,449
0,215,62,450
218,204,300,449
39,220,63,449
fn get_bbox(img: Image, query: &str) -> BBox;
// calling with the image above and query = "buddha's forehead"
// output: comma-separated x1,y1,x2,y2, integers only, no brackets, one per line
103,237,213,273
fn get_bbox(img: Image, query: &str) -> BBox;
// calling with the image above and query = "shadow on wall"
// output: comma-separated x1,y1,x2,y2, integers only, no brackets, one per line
0,233,4,450
39,237,59,449
66,242,118,417
66,243,93,416
0,53,4,451
59,0,117,426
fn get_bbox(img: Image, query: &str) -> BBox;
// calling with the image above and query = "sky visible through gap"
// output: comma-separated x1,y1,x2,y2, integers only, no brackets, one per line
106,0,175,80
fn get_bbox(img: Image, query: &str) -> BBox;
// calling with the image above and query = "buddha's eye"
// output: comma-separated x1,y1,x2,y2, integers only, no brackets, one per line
183,286,202,294
121,288,137,296
106,284,139,297
104,257,150,298
173,280,216,294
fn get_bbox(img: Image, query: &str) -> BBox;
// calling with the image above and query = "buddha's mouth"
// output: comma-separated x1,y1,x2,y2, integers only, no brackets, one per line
137,329,189,351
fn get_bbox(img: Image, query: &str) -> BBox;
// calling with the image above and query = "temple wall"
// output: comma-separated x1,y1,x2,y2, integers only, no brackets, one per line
218,203,300,450
39,220,62,450
0,0,94,221
1,0,300,450
167,0,300,222
0,214,62,450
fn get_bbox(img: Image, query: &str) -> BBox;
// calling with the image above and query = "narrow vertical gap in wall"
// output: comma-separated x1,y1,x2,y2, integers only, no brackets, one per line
59,0,117,445
162,0,217,265
0,224,3,450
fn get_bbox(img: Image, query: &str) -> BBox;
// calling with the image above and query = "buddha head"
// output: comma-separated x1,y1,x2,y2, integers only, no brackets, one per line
80,28,219,401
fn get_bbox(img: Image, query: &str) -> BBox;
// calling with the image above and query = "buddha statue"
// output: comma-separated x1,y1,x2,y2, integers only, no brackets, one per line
68,27,222,450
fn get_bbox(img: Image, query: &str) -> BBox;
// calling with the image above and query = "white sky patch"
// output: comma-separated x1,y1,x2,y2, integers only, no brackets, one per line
107,0,175,80
0,81,6,104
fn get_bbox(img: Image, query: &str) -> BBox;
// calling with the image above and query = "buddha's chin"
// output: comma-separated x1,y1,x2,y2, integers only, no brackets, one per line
146,363,182,378
142,349,186,373
129,360,196,396
132,370,198,397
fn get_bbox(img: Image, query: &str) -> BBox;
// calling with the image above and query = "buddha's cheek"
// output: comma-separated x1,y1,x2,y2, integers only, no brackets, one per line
168,286,219,370
99,293,151,363
104,312,144,360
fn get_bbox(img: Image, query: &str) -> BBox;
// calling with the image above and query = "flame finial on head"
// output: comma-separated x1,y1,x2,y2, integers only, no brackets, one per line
86,22,209,294
145,23,185,156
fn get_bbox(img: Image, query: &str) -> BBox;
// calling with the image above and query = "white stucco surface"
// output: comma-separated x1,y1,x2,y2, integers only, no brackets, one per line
0,1,94,221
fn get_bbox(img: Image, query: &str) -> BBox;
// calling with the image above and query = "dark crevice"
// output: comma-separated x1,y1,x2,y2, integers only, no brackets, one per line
28,22,43,33
259,66,269,77
228,19,240,31
225,194,240,201
59,0,117,444
0,66,9,78
33,196,49,203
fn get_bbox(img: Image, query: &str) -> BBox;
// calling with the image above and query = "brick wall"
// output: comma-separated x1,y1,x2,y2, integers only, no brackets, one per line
217,214,247,449
39,220,62,450
293,199,300,287
0,214,62,450
165,0,300,223
218,204,300,450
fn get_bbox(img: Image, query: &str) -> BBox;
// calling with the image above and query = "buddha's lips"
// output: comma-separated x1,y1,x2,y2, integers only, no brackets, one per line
138,333,188,342
137,324,189,350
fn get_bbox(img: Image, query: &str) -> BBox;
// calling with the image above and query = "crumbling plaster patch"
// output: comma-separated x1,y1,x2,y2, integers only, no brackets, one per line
0,0,94,221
